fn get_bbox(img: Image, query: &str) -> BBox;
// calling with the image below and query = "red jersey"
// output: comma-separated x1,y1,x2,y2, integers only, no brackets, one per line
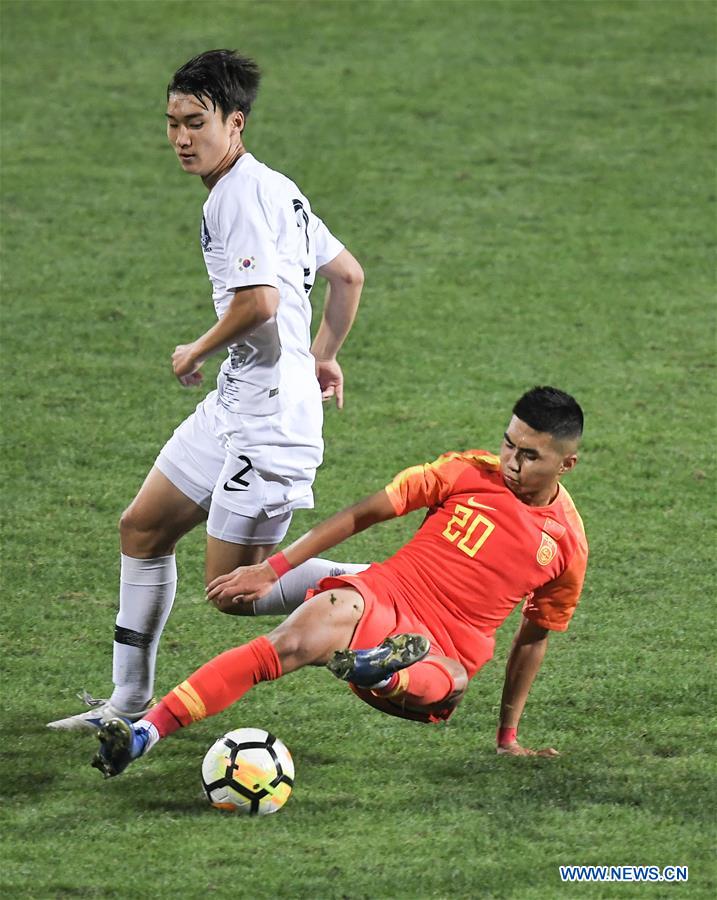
355,450,588,676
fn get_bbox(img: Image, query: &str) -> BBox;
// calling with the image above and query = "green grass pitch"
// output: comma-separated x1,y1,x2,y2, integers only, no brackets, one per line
1,0,715,897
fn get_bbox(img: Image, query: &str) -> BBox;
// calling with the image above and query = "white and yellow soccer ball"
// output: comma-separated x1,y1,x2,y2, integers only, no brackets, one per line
201,728,294,815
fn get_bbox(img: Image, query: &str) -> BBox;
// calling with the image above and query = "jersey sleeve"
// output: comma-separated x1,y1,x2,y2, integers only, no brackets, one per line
214,178,280,292
384,452,479,516
522,539,588,632
312,214,344,268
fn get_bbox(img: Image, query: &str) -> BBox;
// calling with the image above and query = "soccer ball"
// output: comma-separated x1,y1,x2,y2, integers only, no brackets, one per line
201,728,294,815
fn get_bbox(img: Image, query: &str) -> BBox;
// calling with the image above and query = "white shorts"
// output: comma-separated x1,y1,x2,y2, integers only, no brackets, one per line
155,390,322,545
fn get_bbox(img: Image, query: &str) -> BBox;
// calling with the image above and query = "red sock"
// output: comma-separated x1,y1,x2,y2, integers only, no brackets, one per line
374,659,454,707
144,636,282,738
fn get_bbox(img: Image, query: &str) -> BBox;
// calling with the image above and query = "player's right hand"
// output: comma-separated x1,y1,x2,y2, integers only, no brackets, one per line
172,342,205,386
313,357,344,409
206,561,278,611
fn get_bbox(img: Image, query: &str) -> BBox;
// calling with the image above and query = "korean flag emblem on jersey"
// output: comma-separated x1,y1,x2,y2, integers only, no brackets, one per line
237,256,256,271
200,216,212,252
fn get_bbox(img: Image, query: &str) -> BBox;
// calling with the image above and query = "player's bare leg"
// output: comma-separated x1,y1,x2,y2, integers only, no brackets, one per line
205,535,277,614
120,467,209,558
266,587,366,671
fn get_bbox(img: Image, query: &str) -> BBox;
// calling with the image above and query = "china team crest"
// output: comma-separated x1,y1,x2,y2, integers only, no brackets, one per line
536,532,558,566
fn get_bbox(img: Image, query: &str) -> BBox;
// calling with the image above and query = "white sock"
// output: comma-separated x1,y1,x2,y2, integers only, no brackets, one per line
111,554,177,711
134,719,160,754
252,558,370,615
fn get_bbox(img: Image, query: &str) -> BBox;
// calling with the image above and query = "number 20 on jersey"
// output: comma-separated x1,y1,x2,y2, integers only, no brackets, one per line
442,504,495,557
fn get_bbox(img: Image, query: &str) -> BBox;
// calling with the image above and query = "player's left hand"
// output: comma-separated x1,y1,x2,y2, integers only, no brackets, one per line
172,343,204,385
497,740,560,758
206,561,278,611
314,357,344,409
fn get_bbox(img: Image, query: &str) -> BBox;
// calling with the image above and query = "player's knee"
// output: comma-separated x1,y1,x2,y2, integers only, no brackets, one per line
447,683,467,706
267,624,308,668
211,600,256,617
118,506,138,543
439,657,469,700
119,507,174,557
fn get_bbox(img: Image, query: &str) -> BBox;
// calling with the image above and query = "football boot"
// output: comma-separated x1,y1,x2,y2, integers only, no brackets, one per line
327,633,430,687
91,718,150,778
47,691,154,732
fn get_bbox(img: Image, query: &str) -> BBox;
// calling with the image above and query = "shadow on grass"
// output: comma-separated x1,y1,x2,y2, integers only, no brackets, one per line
424,751,715,823
9,712,713,830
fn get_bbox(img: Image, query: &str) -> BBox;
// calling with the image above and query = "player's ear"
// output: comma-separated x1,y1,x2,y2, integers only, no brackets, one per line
230,110,245,134
558,453,578,474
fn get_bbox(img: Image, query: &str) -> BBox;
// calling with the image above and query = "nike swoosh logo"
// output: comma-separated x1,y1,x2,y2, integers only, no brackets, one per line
467,497,496,511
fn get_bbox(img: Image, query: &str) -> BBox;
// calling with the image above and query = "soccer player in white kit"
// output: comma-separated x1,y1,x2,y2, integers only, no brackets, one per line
48,50,365,731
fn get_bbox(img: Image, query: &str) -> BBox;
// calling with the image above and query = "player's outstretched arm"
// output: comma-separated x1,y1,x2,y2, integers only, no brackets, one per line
206,489,394,611
496,617,559,758
172,284,279,385
311,249,364,408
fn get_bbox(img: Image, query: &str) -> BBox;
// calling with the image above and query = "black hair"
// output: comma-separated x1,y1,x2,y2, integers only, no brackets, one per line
167,49,261,120
513,386,584,441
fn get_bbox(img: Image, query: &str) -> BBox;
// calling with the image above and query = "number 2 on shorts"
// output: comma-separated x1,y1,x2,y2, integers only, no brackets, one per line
223,455,253,492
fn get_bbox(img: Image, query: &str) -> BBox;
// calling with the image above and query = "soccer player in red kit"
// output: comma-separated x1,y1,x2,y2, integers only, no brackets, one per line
93,386,587,776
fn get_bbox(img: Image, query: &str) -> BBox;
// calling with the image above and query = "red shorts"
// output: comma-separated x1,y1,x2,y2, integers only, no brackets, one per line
309,574,472,724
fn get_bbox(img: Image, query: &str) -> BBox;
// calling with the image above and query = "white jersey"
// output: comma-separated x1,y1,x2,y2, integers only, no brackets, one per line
200,153,344,421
